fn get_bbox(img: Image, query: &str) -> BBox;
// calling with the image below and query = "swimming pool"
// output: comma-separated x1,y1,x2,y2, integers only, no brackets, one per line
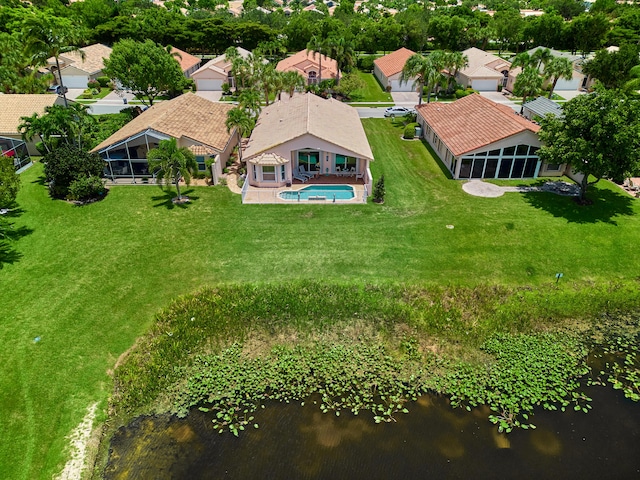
279,185,355,201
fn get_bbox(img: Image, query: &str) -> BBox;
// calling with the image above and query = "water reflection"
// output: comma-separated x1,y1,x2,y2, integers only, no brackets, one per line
105,387,640,479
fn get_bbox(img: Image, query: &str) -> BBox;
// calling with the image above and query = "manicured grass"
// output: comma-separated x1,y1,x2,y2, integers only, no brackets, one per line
349,70,393,102
2,119,640,479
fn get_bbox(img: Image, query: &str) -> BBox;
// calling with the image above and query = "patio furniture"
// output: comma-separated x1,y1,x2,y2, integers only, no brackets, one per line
293,172,308,183
299,165,318,179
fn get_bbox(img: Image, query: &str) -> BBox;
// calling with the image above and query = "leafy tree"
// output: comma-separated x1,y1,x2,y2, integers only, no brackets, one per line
582,44,640,90
531,48,552,70
225,108,253,162
522,13,565,50
543,56,573,98
335,71,365,99
546,0,585,20
0,155,20,208
22,12,86,107
103,39,187,106
43,145,104,199
491,9,523,54
147,138,197,202
566,13,610,57
538,89,640,203
513,67,543,113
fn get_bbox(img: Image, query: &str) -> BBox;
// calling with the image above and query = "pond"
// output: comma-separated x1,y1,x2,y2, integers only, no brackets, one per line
104,385,640,479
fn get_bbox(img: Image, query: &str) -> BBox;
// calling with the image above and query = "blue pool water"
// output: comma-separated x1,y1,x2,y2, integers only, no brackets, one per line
279,185,355,201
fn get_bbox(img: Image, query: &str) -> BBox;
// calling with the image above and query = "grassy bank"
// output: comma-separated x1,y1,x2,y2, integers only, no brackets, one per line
2,117,640,479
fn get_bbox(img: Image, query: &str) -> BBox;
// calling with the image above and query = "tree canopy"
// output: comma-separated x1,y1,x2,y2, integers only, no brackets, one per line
538,89,640,203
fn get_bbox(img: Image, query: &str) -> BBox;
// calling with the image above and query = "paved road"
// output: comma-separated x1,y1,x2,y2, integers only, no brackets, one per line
356,107,388,118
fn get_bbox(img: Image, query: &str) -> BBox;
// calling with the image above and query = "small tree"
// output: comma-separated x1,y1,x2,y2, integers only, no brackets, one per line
0,155,20,208
335,72,365,99
147,138,197,202
43,145,104,199
372,175,385,204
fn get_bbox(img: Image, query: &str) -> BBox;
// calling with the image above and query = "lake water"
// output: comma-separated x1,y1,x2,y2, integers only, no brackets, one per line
104,385,640,479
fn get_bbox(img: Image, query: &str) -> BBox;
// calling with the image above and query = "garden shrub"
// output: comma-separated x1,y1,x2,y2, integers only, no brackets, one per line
357,55,375,72
96,76,110,88
67,176,106,202
43,145,105,199
403,124,416,139
87,79,100,90
373,175,385,203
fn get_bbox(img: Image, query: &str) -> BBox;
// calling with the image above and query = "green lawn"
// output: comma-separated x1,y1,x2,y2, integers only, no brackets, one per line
2,119,640,479
349,70,393,102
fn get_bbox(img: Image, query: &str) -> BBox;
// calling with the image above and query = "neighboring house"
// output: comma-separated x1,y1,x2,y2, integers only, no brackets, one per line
0,94,66,165
416,93,565,179
373,47,416,92
276,50,339,85
242,93,374,195
48,43,112,89
91,93,236,183
515,47,589,91
521,96,563,121
191,47,252,91
457,47,511,92
170,47,201,78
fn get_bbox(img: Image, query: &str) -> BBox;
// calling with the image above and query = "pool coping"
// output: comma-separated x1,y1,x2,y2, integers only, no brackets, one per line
242,184,368,204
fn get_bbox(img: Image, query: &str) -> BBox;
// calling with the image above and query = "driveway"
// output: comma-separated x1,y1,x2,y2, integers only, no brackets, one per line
391,92,419,105
479,91,519,112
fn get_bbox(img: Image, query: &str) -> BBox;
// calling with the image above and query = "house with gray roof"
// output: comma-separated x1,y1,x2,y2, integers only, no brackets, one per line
522,96,563,122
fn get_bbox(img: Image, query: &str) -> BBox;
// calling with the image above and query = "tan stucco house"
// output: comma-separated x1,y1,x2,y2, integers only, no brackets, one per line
457,48,511,92
191,47,252,91
276,50,339,85
48,43,112,89
0,94,66,167
242,93,374,197
91,93,236,182
416,94,565,179
373,47,416,92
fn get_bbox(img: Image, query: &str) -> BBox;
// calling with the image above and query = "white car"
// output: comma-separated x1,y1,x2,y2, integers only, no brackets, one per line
384,106,416,117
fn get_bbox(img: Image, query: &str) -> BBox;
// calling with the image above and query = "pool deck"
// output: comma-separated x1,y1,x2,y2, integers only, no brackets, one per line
242,183,368,204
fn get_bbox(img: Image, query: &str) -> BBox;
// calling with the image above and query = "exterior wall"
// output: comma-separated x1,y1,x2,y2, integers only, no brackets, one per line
373,64,389,90
247,163,290,187
456,72,471,89
183,63,201,78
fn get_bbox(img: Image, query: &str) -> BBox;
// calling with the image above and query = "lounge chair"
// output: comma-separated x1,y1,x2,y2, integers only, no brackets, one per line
293,172,308,183
299,165,317,178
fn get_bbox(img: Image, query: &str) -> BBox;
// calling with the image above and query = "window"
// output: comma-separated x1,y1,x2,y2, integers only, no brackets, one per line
196,155,206,172
262,165,276,181
459,158,472,178
516,145,529,156
281,165,286,181
545,163,561,171
298,151,320,172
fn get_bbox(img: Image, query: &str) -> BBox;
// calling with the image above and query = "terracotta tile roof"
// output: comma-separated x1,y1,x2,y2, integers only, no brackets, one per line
416,94,540,157
244,93,373,161
170,47,201,73
0,94,61,135
57,44,112,75
92,93,234,153
373,48,416,77
276,50,339,80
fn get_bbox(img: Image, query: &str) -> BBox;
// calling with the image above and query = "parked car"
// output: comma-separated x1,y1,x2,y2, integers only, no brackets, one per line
47,85,68,95
384,106,416,117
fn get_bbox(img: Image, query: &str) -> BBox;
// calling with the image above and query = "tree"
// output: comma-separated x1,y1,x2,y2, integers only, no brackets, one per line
531,48,552,70
372,175,385,203
281,70,305,98
582,44,640,90
22,13,86,107
443,51,468,92
326,36,355,85
147,138,197,202
0,155,19,208
43,145,104,199
566,13,610,57
103,39,187,106
543,57,573,98
225,107,253,162
513,67,543,113
538,89,640,203
19,104,95,153
306,35,328,84
335,72,365,99
400,53,442,106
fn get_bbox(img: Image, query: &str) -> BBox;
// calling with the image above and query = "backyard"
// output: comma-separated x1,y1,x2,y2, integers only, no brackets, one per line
1,119,640,479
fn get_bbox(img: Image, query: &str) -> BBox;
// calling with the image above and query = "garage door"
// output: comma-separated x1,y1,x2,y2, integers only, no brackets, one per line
471,79,498,91
62,75,89,89
196,79,223,91
390,79,414,92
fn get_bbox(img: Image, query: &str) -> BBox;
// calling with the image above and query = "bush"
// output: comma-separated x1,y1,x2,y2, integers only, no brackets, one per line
357,55,375,72
67,176,106,202
373,175,385,203
43,145,105,199
90,88,100,96
87,79,100,90
221,83,231,94
403,123,418,139
96,76,110,88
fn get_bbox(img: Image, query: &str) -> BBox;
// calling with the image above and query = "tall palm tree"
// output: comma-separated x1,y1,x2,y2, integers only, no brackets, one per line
327,36,355,86
428,50,448,96
510,52,535,72
147,138,197,201
18,113,49,153
306,35,327,84
254,60,277,106
400,54,442,105
543,57,573,99
238,90,262,121
513,67,543,113
531,47,552,70
281,71,306,98
23,14,85,108
224,46,243,93
444,51,469,92
225,107,254,163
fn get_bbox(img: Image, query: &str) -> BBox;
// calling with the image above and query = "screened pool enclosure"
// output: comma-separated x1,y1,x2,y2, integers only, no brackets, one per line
0,136,30,170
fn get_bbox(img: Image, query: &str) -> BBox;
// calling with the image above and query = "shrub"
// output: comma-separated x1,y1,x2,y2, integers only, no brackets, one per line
403,125,415,139
96,76,110,88
373,175,385,203
87,79,100,90
43,145,104,199
357,55,375,72
221,83,231,94
90,88,100,96
67,176,106,202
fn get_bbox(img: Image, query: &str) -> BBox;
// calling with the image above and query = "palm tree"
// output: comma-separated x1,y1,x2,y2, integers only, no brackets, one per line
543,57,573,99
306,35,327,84
225,107,254,163
327,36,355,86
400,54,442,105
531,48,552,70
513,67,544,113
238,90,262,121
428,50,448,96
147,138,197,202
281,71,306,98
23,14,85,108
510,52,535,72
444,51,469,92
255,61,277,106
18,113,49,153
